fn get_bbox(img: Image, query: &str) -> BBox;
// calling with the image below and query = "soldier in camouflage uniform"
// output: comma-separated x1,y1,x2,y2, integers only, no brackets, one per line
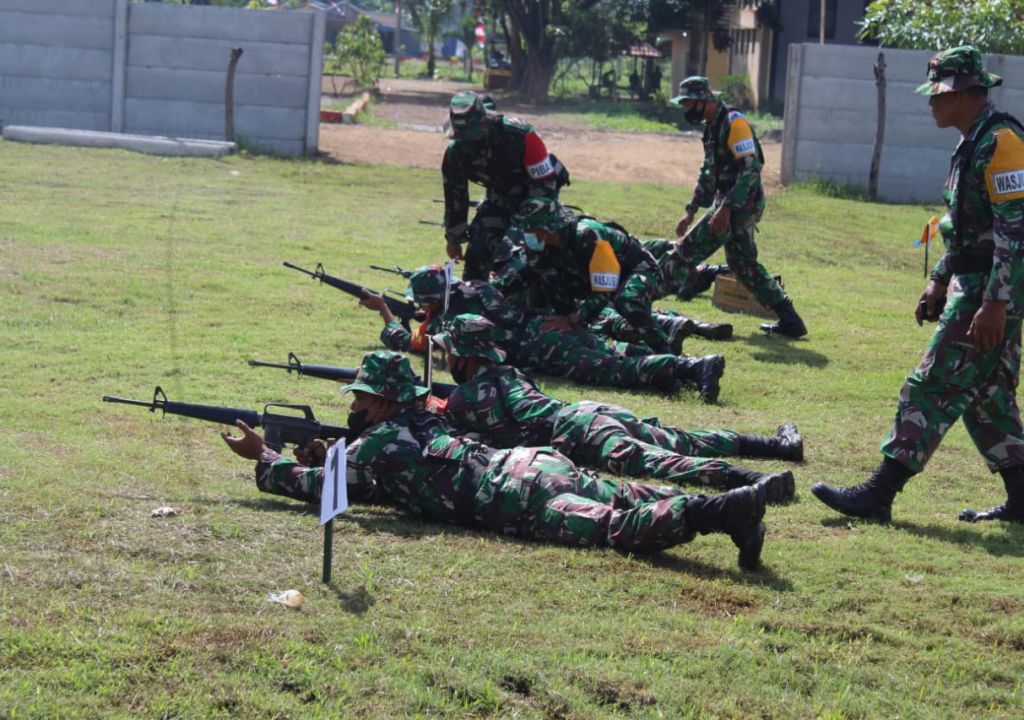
361,264,726,401
443,91,569,281
434,313,800,502
512,197,725,364
222,350,772,570
813,46,1024,524
671,76,808,338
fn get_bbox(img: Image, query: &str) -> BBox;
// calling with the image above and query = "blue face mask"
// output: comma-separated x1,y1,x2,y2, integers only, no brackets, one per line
523,232,544,252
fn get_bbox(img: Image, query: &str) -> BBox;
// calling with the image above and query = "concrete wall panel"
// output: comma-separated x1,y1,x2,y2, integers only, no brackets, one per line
128,35,310,77
0,44,113,81
0,0,115,16
0,11,113,49
0,75,111,112
0,107,108,131
129,3,314,45
126,67,308,109
125,99,306,141
783,44,1024,202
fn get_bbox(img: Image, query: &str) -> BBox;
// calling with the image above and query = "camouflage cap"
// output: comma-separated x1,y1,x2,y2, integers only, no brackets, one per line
339,350,428,403
670,76,718,105
446,91,488,140
406,264,449,305
432,313,507,363
516,196,575,233
915,45,1003,96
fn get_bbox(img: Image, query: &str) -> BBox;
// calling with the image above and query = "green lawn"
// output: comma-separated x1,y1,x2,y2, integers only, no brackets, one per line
1,140,1021,719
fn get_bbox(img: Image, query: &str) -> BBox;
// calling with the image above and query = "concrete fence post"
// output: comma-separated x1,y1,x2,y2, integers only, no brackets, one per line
110,0,129,133
780,43,804,186
304,10,326,156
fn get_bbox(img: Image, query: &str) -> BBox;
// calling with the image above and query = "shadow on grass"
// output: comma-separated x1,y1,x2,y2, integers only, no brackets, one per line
819,515,1024,558
742,332,830,368
326,582,376,615
634,552,794,590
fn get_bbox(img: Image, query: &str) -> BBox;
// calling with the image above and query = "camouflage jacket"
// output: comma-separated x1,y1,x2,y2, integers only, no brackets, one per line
444,364,564,448
544,217,661,324
931,103,1024,310
381,281,527,351
689,103,765,218
258,407,584,532
442,115,565,242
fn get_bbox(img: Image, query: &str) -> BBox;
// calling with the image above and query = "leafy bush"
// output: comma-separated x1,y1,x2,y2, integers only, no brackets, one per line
334,15,386,88
860,0,1024,54
717,73,753,109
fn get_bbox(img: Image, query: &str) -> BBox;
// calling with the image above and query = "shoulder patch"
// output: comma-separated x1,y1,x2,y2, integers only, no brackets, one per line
985,127,1024,203
589,239,620,293
726,114,756,159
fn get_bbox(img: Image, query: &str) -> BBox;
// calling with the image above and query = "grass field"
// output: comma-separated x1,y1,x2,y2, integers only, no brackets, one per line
1,140,1022,719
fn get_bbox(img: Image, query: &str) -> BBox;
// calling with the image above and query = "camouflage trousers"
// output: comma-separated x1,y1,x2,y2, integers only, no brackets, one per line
600,267,671,354
550,401,741,489
463,199,515,281
670,206,787,309
881,277,1024,473
590,306,699,351
514,316,680,391
473,446,697,553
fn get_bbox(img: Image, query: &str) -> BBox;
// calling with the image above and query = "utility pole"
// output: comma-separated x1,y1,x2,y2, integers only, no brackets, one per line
819,0,825,44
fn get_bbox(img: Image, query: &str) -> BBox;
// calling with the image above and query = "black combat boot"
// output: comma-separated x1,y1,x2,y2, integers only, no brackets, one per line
666,317,733,353
684,482,767,571
760,298,808,338
810,458,915,522
675,354,725,404
678,264,730,301
722,466,796,505
737,423,804,462
958,466,1024,523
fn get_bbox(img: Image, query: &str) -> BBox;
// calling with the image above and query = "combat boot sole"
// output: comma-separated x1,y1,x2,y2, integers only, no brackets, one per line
760,470,796,505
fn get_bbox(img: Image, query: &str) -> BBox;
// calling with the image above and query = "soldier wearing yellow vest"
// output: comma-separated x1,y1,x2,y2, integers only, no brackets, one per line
672,76,808,338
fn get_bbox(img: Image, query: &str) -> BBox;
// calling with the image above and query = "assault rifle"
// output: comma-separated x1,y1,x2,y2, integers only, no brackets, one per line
102,386,347,450
370,264,413,279
283,261,418,330
247,353,457,399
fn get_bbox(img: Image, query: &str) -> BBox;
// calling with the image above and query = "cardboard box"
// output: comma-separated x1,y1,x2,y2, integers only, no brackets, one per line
711,273,779,319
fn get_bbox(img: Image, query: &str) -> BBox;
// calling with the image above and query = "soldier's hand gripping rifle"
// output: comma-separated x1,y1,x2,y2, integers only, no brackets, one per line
283,261,418,331
247,353,457,399
102,386,348,450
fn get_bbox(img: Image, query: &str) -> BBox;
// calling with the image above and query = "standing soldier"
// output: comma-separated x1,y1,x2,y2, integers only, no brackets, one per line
442,91,569,280
671,76,808,338
813,46,1024,524
222,350,773,570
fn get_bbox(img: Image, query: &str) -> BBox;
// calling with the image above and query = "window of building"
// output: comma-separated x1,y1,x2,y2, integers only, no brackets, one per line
806,0,837,39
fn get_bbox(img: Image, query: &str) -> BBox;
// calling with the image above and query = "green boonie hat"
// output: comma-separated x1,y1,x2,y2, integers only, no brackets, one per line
915,45,1003,96
433,313,507,363
406,264,448,304
339,350,428,403
517,196,574,233
670,76,717,105
446,91,487,140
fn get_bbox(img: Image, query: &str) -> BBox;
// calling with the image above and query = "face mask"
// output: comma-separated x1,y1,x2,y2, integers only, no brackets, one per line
345,409,371,442
684,101,705,125
523,232,544,252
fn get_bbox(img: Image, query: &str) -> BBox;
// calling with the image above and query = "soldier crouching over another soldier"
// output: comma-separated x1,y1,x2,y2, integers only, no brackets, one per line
222,350,775,570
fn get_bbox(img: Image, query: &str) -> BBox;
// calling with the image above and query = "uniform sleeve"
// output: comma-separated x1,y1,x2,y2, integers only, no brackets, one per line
576,235,620,324
982,127,1024,303
442,144,471,242
689,149,716,211
720,113,763,211
380,319,412,351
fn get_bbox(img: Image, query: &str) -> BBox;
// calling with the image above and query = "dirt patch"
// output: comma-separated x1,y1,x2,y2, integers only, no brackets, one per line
317,78,782,189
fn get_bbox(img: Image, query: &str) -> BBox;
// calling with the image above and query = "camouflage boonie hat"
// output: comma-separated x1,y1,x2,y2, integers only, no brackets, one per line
339,350,428,403
407,265,448,305
446,91,487,140
433,314,507,362
915,45,1003,96
517,196,575,233
670,76,717,105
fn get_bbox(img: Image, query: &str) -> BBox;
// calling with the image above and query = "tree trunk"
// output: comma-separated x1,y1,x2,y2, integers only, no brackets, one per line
523,51,555,102
869,52,886,200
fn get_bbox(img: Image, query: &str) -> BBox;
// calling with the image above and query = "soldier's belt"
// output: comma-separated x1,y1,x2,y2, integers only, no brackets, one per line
948,253,994,274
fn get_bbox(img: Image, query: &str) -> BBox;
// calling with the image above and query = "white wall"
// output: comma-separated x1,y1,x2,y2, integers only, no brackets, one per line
0,0,325,156
781,44,1024,203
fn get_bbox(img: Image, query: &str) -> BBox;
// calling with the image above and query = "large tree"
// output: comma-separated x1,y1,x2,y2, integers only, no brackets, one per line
859,0,1024,55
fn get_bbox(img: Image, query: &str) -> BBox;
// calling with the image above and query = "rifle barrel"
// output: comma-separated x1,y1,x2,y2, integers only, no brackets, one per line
102,395,158,409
